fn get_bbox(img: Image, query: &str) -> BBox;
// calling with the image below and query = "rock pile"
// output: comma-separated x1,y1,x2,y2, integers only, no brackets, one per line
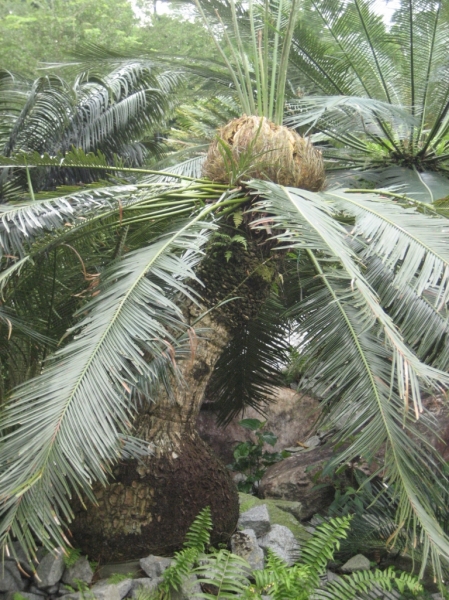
1,497,443,600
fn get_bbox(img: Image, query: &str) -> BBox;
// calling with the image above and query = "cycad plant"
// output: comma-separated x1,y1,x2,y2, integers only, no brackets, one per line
287,0,449,201
2,0,449,583
0,61,179,200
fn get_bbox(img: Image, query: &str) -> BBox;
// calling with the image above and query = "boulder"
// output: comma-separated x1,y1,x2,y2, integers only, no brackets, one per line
35,548,65,589
0,562,26,592
341,554,371,573
238,505,271,537
239,493,310,545
5,542,34,575
257,524,300,566
231,529,265,571
129,577,162,599
259,446,336,520
139,555,172,579
171,574,202,600
95,560,141,580
197,388,321,464
88,580,122,600
116,578,133,598
62,556,93,587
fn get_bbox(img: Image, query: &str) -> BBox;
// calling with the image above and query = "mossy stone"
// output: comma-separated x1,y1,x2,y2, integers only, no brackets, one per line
238,493,311,545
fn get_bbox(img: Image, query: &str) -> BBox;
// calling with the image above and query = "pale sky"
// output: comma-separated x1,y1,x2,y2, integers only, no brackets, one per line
130,0,403,25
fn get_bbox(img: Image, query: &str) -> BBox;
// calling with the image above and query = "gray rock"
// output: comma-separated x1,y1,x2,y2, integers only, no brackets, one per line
88,580,122,600
96,561,140,581
35,549,65,589
258,524,300,566
45,584,59,594
259,446,337,521
272,500,303,522
27,587,46,597
60,583,78,595
116,578,133,598
5,542,33,575
62,556,93,587
129,577,163,598
303,435,320,449
232,472,247,485
238,504,271,537
341,554,371,573
0,562,26,592
304,526,316,535
171,575,202,600
4,593,45,600
325,570,341,583
58,593,82,600
139,555,172,579
4,591,43,600
231,529,264,571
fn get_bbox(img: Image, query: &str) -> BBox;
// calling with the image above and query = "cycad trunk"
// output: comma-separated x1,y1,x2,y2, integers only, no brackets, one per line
70,309,239,562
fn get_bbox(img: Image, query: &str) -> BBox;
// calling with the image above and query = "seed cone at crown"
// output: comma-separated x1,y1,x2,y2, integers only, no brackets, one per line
202,115,325,191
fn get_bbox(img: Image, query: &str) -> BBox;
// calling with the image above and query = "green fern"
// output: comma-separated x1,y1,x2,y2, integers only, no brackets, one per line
148,508,212,600
192,548,251,599
147,509,422,600
151,547,199,600
63,547,82,568
251,550,313,600
301,516,353,579
183,506,213,552
107,572,134,584
314,567,423,600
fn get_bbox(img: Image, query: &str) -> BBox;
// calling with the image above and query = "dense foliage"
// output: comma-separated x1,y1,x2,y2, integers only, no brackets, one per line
2,0,449,585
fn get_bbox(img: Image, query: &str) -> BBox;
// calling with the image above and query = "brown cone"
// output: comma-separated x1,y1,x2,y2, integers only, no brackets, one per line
202,115,325,191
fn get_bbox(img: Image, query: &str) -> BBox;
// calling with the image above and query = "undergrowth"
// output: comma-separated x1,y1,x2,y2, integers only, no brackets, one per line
135,507,422,600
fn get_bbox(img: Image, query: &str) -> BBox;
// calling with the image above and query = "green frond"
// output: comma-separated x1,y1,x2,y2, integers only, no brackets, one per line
0,214,214,561
192,549,252,599
314,567,422,600
207,293,289,426
329,188,449,306
0,182,133,259
247,179,449,577
289,0,449,177
301,516,352,577
183,506,213,552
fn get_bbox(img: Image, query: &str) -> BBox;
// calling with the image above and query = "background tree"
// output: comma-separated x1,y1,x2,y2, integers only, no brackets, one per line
0,0,215,77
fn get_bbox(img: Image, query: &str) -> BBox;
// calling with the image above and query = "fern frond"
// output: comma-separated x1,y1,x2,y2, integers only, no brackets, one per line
314,567,422,600
192,549,251,599
183,506,213,552
301,516,352,575
156,547,199,598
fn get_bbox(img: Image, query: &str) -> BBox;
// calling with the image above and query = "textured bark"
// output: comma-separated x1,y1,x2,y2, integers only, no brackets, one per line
70,308,239,562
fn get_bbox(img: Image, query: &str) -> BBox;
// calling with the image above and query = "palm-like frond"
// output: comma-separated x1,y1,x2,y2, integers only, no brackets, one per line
0,183,130,259
0,211,215,561
329,188,449,305
314,567,422,600
248,180,449,577
288,0,449,191
0,62,181,199
207,293,289,425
